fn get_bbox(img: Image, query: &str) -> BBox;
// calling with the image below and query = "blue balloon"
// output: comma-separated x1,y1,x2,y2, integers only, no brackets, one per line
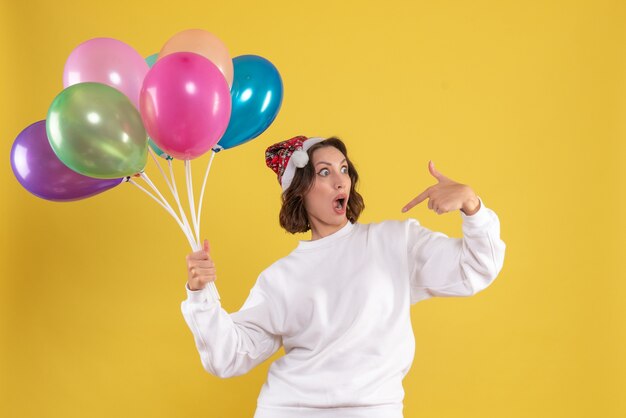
218,55,283,150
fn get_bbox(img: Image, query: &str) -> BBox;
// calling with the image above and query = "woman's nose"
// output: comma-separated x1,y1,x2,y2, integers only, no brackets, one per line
334,175,346,189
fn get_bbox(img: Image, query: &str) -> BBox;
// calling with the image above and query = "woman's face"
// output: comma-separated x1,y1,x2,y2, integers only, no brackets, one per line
303,146,352,232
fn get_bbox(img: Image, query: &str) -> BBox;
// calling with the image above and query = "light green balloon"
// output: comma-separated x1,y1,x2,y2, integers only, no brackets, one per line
46,82,148,179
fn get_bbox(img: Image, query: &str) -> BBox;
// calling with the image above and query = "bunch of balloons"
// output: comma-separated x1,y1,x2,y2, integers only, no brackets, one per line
10,30,284,300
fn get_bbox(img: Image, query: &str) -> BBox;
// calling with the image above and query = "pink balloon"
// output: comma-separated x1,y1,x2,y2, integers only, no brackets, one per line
63,38,149,108
139,52,231,160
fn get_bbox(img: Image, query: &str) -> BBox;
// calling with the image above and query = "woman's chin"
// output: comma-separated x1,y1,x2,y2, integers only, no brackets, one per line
313,213,347,227
326,214,348,225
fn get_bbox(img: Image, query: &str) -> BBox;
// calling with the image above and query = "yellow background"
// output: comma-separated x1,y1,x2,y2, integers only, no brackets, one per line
1,0,624,417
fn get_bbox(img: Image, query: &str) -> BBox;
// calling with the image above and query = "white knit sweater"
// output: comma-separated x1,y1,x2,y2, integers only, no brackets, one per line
181,196,506,418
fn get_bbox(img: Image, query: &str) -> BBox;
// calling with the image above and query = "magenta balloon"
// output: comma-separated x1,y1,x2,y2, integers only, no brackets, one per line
63,37,149,108
139,52,231,160
10,121,123,202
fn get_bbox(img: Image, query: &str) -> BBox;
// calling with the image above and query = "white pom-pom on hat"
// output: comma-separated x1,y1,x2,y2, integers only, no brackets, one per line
280,137,326,192
291,149,309,168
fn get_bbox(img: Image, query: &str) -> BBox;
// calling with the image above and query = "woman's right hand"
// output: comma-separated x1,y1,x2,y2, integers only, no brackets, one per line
186,239,217,291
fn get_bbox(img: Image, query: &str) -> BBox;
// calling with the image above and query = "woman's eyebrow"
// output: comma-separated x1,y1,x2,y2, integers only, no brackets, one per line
315,158,347,167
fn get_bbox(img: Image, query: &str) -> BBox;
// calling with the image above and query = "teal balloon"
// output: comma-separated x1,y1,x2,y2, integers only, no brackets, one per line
149,138,172,160
145,54,173,160
217,55,283,150
145,53,158,68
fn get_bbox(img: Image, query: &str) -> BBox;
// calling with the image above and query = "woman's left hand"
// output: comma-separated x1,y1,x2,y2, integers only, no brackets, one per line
401,161,481,216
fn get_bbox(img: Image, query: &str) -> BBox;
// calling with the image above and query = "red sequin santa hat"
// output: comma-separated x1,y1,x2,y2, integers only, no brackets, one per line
265,135,326,191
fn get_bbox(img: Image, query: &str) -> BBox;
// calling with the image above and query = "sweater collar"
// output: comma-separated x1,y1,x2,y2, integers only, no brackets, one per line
295,220,356,251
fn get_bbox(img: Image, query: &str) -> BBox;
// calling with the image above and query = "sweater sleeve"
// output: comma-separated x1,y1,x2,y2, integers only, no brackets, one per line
180,277,282,378
406,196,506,304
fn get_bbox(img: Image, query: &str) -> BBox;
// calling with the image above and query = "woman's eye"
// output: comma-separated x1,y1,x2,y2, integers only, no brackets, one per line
318,168,330,176
341,166,349,174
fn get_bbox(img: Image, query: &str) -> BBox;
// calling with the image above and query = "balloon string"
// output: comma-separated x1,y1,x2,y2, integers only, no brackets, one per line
139,171,197,246
131,157,220,301
139,172,178,218
183,159,220,301
148,147,195,245
185,160,200,244
167,158,193,239
147,147,174,196
197,150,217,236
198,150,220,299
134,173,188,237
168,161,199,249
127,178,196,248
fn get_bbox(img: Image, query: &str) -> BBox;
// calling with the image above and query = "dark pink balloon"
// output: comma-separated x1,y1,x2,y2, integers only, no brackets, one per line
63,37,149,108
140,52,231,160
10,121,122,202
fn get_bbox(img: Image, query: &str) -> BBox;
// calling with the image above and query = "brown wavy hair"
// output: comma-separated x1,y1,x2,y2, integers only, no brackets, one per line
279,137,365,234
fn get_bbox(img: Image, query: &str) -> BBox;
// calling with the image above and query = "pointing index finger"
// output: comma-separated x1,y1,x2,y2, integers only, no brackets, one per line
401,188,430,213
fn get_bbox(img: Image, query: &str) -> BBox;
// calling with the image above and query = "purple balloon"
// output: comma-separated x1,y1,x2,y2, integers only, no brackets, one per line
10,121,123,202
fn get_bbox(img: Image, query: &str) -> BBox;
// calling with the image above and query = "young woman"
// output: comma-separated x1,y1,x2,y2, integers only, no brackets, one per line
181,136,506,418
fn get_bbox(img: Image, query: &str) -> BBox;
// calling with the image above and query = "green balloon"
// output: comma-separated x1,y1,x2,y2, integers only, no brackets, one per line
46,82,148,179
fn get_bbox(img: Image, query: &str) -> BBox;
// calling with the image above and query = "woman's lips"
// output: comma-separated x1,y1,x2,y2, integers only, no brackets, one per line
332,195,347,214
